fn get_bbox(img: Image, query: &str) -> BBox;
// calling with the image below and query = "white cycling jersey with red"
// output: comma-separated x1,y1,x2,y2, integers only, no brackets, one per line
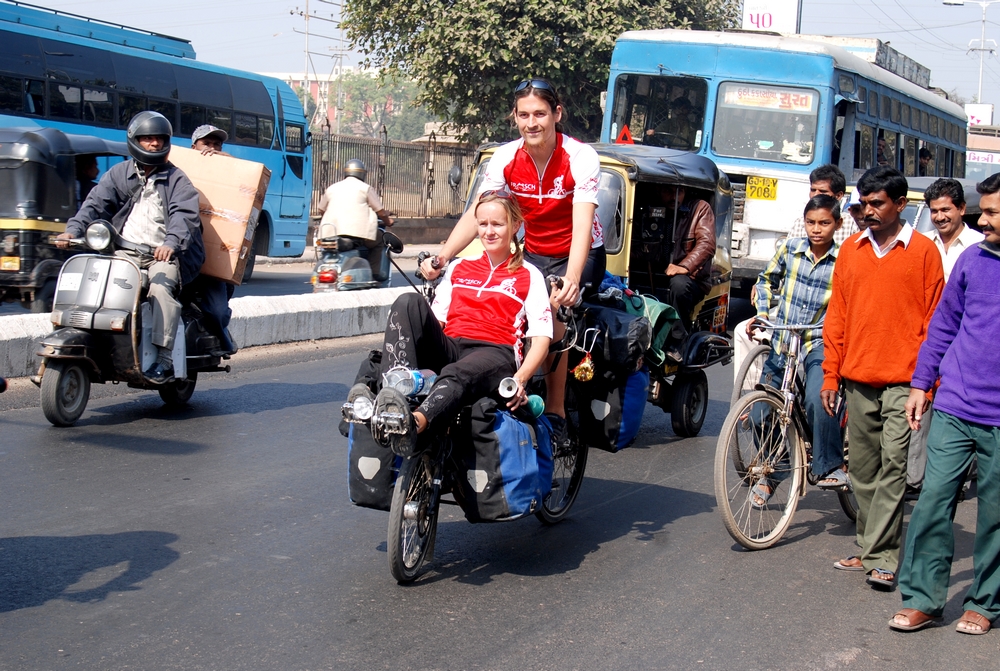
479,133,602,257
431,253,553,365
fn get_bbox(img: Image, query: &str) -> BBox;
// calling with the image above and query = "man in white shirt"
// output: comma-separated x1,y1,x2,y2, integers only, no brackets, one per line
921,178,985,282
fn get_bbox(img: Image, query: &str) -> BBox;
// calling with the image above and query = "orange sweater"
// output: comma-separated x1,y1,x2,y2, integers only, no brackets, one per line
822,230,944,391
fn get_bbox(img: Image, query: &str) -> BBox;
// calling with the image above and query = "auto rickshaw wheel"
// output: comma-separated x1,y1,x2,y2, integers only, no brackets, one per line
41,359,91,426
671,369,708,437
30,278,57,313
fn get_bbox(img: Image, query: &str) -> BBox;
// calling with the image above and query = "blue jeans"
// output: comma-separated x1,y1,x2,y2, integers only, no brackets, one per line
759,346,844,478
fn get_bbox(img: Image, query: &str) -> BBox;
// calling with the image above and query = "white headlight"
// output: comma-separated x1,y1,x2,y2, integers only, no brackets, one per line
352,395,374,421
85,223,113,250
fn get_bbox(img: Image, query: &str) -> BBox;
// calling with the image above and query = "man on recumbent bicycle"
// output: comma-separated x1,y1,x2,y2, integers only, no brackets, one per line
746,194,846,508
343,191,552,455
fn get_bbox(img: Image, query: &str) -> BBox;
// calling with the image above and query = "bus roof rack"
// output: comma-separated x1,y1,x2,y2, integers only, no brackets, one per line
0,0,196,59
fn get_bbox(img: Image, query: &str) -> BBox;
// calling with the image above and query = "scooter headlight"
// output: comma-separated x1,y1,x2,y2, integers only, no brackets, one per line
85,221,113,251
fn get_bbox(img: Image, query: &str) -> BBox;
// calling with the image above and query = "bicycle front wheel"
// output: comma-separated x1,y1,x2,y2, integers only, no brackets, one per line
731,344,771,407
387,454,439,583
714,390,804,550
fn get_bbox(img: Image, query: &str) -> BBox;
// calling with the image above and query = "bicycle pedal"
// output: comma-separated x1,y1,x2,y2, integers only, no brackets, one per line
375,411,408,434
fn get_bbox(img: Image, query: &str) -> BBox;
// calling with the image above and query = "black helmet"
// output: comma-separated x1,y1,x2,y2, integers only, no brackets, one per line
344,158,367,181
126,111,172,166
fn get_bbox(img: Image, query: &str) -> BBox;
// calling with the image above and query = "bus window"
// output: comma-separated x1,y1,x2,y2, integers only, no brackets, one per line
0,31,44,78
113,53,175,100
903,136,917,176
611,74,707,150
82,88,113,124
180,104,206,136
175,67,232,110
712,82,817,164
868,90,878,117
207,108,231,135
937,145,948,177
285,122,304,153
118,93,145,127
40,38,116,86
229,77,274,117
901,103,910,128
234,112,257,145
149,99,177,127
258,117,275,148
877,130,896,167
930,116,938,138
891,99,900,124
881,95,891,121
921,110,929,134
49,82,81,119
855,123,874,175
25,79,44,115
858,86,867,115
954,151,965,178
921,142,937,176
0,75,21,111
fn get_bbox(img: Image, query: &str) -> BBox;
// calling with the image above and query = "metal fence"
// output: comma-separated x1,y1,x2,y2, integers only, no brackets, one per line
310,131,477,218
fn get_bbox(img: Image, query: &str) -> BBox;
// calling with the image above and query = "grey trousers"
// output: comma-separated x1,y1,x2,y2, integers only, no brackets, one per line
117,251,181,350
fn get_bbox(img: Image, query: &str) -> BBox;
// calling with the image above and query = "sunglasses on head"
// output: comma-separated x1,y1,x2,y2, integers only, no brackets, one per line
514,79,554,94
480,188,513,200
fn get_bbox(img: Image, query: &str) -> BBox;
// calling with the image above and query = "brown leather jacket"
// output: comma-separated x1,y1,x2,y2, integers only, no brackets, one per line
670,198,716,291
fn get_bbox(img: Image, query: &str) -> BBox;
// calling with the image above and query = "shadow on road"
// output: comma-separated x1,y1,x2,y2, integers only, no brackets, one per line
406,476,715,586
0,531,179,613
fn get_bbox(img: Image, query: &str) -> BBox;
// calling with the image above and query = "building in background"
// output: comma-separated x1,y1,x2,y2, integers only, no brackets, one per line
264,68,357,129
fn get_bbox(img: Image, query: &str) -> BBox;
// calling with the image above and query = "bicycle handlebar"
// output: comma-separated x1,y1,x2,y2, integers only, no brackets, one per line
751,318,824,333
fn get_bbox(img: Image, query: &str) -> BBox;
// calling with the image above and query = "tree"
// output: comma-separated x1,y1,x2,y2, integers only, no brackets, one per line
342,0,740,144
295,86,318,126
335,71,438,141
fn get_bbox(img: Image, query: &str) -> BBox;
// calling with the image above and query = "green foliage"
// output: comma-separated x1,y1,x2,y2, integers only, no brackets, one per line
335,71,438,141
342,0,740,144
295,86,318,124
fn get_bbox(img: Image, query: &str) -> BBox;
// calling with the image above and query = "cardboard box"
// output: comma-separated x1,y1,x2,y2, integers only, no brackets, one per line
168,146,271,285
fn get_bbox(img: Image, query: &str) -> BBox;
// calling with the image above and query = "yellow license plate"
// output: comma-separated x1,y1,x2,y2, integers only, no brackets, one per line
746,176,778,200
1,256,19,271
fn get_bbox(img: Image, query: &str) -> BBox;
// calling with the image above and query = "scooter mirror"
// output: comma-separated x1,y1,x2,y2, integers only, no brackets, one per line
382,230,404,255
85,220,115,251
447,165,462,189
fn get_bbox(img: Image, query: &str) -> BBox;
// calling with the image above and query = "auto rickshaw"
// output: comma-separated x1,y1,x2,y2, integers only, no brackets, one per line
0,127,127,312
462,143,734,437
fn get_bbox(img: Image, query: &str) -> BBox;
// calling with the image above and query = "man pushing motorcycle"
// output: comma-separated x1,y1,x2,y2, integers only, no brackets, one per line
56,111,205,383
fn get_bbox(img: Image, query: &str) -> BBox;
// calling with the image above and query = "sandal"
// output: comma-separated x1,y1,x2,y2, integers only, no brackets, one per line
956,610,992,635
889,608,941,632
750,480,774,510
833,556,865,571
817,467,850,490
866,568,896,591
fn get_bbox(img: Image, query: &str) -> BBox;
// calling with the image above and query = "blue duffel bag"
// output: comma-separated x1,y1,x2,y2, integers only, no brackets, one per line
578,367,650,452
452,398,554,522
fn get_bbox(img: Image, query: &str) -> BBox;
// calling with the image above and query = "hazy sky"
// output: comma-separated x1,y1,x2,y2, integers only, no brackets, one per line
24,0,1000,112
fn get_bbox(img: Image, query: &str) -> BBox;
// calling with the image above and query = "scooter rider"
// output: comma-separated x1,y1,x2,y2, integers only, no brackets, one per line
316,159,394,277
56,111,205,383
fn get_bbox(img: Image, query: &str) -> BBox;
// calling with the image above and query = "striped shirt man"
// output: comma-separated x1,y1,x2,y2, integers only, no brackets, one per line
753,236,839,357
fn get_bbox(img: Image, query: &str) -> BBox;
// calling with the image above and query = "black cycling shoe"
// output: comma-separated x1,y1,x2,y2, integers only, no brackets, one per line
545,412,571,453
373,387,418,457
144,361,174,384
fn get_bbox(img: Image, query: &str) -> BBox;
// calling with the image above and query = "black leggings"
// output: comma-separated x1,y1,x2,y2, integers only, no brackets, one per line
376,293,516,431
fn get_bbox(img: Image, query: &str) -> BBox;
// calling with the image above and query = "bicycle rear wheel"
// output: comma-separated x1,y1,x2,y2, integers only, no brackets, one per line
714,390,803,550
536,385,587,525
731,344,771,407
837,424,858,522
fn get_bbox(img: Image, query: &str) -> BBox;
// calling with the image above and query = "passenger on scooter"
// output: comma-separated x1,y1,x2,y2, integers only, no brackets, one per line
187,124,237,355
56,111,205,384
345,191,553,457
316,159,395,280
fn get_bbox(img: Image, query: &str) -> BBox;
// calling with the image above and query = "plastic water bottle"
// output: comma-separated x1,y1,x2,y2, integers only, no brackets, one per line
383,367,437,397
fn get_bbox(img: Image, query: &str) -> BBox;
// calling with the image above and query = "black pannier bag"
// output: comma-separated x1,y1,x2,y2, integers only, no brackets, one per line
582,302,652,372
345,348,399,511
578,366,650,452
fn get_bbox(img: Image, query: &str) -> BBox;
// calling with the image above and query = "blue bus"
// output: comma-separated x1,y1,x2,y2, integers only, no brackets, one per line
600,30,968,291
0,0,311,276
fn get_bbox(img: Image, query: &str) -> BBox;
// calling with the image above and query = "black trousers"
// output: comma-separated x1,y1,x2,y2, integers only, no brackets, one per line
371,293,516,431
665,274,706,342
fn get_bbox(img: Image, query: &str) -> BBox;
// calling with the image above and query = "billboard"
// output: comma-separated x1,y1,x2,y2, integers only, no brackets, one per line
741,0,803,34
965,103,994,126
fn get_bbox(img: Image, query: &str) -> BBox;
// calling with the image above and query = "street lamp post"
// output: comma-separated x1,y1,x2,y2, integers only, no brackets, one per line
944,0,1000,102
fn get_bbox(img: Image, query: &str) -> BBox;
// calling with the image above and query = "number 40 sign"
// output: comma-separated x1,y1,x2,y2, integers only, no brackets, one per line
741,0,802,34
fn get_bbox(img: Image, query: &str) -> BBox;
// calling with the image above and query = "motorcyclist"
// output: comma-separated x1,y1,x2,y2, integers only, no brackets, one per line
315,159,394,279
56,111,205,383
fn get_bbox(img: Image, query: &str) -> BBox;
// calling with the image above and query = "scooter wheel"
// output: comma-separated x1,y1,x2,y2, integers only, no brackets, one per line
40,360,91,426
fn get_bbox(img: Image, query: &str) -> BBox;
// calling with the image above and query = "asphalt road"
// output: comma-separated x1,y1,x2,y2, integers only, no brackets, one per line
0,336,995,670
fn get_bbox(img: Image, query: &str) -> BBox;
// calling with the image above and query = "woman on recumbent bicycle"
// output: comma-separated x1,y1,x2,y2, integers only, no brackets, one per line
344,191,552,456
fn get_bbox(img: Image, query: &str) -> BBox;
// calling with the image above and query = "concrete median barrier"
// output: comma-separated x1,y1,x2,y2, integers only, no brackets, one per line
0,286,410,379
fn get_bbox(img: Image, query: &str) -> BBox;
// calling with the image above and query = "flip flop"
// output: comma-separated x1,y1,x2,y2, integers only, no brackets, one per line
956,610,992,635
889,608,941,632
817,467,850,490
867,568,896,591
833,556,865,571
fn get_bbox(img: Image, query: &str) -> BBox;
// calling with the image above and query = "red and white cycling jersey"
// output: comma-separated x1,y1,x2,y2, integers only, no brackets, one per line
431,252,553,365
479,133,602,258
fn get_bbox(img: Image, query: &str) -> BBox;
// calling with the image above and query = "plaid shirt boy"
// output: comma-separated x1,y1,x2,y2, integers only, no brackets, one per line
753,236,839,356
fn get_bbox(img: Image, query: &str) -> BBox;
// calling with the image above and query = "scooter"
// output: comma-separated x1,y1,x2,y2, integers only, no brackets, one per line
33,220,231,426
311,227,393,292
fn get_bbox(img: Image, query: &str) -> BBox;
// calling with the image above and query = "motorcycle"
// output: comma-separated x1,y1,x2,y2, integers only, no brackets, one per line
33,220,231,426
311,227,393,292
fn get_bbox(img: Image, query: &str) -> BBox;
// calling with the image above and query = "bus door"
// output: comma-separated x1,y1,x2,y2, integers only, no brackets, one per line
279,120,308,219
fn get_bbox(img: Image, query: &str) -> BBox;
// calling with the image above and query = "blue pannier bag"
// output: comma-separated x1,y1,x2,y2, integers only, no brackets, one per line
579,367,650,452
453,398,554,522
348,422,401,511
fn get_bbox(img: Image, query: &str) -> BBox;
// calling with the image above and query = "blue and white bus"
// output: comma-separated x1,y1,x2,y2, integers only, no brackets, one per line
600,30,968,291
0,0,311,274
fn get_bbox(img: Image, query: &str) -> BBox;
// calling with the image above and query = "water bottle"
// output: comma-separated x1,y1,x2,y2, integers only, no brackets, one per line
383,366,437,397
